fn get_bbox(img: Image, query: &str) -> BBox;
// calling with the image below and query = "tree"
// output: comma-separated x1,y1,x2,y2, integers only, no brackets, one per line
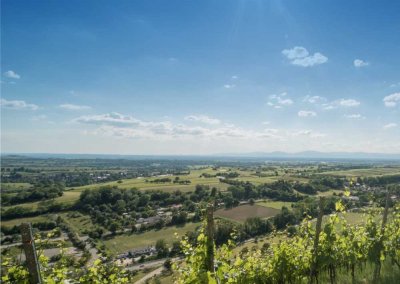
164,259,172,271
156,239,168,258
109,222,120,235
273,207,297,230
170,241,182,256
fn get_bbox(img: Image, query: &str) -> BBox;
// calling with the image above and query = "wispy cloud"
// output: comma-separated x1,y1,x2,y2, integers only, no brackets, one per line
0,98,38,110
267,92,293,108
73,112,143,127
322,98,361,109
224,84,236,89
184,115,221,125
383,123,397,129
303,95,326,104
298,110,317,117
3,70,21,79
353,59,369,67
282,46,328,67
383,92,400,107
59,104,92,111
31,115,47,121
290,130,326,138
338,99,360,107
344,114,366,120
73,112,325,142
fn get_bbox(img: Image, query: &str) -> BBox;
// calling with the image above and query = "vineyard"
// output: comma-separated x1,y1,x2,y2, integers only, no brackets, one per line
2,198,399,283
175,199,400,284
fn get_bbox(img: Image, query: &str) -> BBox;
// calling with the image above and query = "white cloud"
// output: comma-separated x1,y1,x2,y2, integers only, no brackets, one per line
298,110,317,117
344,114,366,120
3,70,21,79
353,59,369,67
383,92,400,107
290,130,326,138
383,123,397,129
59,104,92,111
224,84,236,89
282,47,328,67
262,121,270,125
73,112,144,127
75,114,248,139
338,99,360,107
267,92,293,108
74,112,327,142
321,98,361,110
184,115,221,125
231,75,239,80
292,53,328,67
31,115,47,121
304,95,326,104
0,98,38,110
322,104,335,110
282,46,309,59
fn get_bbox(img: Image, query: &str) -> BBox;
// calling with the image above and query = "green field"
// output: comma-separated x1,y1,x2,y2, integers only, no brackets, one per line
67,169,222,191
1,215,52,227
317,189,343,197
321,167,400,177
256,201,294,210
102,222,201,255
1,182,32,192
215,204,280,223
2,191,82,211
58,211,99,236
1,167,315,215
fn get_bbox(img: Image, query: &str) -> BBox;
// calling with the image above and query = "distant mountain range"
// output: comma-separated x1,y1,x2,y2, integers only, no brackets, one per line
214,151,400,160
2,151,400,161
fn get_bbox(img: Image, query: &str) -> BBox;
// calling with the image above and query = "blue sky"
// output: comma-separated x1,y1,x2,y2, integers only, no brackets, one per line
1,0,399,154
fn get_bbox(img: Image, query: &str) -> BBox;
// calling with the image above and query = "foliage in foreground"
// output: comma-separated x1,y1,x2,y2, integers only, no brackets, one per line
1,232,130,284
175,201,400,283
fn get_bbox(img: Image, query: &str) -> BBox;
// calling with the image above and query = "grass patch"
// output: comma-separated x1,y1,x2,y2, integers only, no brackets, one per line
2,191,82,212
321,167,400,177
102,222,201,255
256,201,294,210
215,204,280,223
130,267,160,283
149,272,175,284
1,215,51,227
317,189,343,197
1,182,32,192
58,211,99,236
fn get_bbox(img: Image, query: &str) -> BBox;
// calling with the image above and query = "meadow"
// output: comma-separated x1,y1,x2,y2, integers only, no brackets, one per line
321,167,400,177
215,204,280,223
102,222,201,255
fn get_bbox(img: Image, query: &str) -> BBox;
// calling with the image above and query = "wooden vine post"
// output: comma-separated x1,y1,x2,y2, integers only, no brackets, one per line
373,188,390,281
20,223,42,284
205,203,215,273
310,197,325,284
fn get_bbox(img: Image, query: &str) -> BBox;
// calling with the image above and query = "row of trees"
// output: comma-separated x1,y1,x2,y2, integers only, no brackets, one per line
1,181,64,206
77,186,209,231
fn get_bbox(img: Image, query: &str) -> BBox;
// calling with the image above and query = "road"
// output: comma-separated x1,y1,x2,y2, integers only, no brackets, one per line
126,258,167,271
1,234,68,249
135,266,164,284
